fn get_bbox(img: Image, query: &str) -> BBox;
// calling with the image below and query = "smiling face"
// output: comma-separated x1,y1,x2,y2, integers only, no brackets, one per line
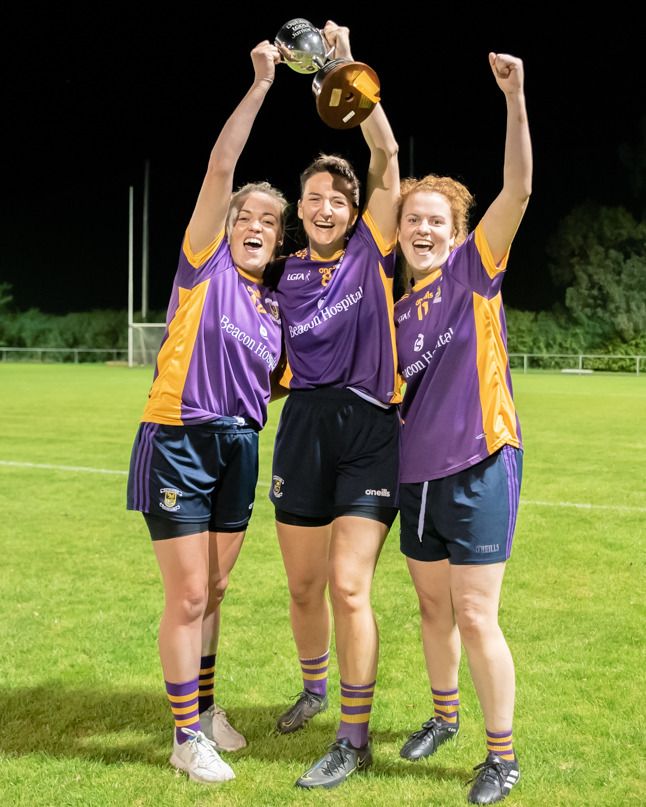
229,191,283,276
399,192,456,283
298,171,358,259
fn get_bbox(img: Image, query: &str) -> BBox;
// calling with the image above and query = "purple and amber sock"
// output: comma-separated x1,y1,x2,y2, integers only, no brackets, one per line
166,678,201,744
337,680,375,749
432,687,459,724
198,654,216,713
300,650,329,697
487,728,515,761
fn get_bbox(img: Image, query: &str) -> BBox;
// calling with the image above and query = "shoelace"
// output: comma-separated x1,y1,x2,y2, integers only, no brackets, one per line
286,690,317,712
321,742,353,777
467,757,507,788
408,717,442,741
182,728,220,764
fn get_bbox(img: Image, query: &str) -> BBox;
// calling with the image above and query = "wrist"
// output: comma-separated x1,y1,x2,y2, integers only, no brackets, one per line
252,77,273,91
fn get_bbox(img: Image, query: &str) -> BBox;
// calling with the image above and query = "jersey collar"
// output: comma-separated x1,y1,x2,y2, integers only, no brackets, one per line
412,267,443,293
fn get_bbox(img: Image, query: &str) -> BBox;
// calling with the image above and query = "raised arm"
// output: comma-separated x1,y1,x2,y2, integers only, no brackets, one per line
322,21,400,243
188,41,280,254
480,53,533,264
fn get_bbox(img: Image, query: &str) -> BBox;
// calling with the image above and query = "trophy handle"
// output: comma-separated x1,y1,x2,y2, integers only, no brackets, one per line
317,29,335,61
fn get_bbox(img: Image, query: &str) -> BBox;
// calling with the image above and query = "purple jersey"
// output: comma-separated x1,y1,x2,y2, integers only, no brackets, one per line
275,210,401,406
142,229,282,428
394,223,521,483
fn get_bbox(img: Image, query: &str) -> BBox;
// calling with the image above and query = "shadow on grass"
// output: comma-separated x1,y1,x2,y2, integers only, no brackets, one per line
0,685,468,783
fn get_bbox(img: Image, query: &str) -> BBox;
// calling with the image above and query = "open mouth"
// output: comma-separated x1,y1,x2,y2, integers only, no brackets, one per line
314,221,334,231
244,238,263,252
413,239,433,254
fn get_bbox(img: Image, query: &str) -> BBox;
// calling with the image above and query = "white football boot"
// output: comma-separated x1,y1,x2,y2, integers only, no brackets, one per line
169,727,235,783
199,703,247,751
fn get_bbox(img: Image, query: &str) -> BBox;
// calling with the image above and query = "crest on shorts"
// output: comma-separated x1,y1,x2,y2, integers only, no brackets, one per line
160,487,182,512
272,475,284,498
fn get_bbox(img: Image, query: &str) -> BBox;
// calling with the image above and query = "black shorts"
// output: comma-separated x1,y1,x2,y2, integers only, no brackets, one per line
127,417,258,537
270,388,400,524
400,446,523,565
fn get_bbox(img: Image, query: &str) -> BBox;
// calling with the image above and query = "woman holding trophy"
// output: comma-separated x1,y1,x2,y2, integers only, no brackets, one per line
127,41,286,784
266,20,401,790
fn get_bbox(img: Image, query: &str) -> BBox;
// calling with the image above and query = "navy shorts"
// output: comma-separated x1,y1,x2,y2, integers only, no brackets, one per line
400,445,523,565
270,388,400,524
127,418,259,536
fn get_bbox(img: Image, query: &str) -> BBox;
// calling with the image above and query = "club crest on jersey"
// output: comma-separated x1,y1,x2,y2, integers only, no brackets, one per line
433,285,442,303
266,298,281,322
414,334,424,352
272,475,284,498
160,488,182,512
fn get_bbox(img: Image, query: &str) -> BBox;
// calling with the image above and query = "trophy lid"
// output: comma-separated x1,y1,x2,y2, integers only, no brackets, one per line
275,18,327,74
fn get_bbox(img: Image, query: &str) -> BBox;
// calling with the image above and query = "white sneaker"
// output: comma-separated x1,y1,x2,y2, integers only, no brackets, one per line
169,727,235,783
199,703,247,751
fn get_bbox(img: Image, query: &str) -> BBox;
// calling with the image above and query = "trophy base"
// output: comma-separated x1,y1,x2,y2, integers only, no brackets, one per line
312,59,380,129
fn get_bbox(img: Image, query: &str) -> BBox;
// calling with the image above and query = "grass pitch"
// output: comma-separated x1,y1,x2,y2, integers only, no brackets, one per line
0,364,644,807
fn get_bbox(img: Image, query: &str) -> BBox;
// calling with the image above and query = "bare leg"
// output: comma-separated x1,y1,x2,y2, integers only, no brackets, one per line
451,563,514,732
407,557,461,691
328,516,388,684
276,522,332,659
153,532,209,682
201,530,246,657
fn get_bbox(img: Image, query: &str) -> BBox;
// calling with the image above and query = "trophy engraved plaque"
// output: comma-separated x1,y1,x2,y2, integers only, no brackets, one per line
275,18,380,129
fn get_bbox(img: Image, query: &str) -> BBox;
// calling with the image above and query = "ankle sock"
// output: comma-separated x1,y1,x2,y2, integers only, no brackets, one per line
198,654,216,713
337,680,375,749
300,650,329,697
432,686,459,724
166,678,200,744
487,728,515,761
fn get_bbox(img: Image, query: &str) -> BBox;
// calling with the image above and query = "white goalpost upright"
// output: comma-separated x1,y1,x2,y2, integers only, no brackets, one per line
127,183,166,368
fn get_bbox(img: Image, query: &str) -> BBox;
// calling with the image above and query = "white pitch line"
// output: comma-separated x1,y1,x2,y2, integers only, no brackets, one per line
521,500,646,514
2,462,643,509
0,460,272,485
0,460,128,475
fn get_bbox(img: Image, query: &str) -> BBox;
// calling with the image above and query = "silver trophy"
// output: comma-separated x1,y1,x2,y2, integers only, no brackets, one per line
274,18,332,74
275,18,380,129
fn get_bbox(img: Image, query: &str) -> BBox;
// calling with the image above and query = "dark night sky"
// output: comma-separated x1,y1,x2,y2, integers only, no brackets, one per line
2,8,644,316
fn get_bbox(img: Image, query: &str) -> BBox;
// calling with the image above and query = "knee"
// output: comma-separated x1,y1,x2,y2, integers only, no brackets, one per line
328,577,366,616
208,575,229,609
172,582,208,625
289,578,327,609
455,606,493,646
417,594,451,626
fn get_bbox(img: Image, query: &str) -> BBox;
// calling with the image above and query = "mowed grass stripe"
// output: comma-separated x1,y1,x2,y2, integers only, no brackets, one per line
1,364,645,807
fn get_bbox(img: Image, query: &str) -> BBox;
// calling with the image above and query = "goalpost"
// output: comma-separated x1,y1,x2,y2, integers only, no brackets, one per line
127,183,166,367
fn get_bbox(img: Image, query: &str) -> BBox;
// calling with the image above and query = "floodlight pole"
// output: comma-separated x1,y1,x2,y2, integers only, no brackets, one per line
142,159,150,321
128,186,134,367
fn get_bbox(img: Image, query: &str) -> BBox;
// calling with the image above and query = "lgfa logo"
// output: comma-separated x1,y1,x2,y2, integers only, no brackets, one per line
414,334,424,352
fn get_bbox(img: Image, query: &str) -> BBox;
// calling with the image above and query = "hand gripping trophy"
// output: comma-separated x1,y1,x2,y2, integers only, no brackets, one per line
275,18,380,129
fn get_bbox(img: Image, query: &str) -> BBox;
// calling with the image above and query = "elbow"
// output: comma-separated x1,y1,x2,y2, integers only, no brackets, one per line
386,139,400,162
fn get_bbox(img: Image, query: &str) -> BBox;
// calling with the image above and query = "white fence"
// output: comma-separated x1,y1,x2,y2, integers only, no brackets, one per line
509,353,646,375
1,347,126,363
2,348,645,375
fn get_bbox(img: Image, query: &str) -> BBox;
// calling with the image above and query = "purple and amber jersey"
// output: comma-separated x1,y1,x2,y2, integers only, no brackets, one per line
394,223,521,483
141,229,282,429
274,211,401,406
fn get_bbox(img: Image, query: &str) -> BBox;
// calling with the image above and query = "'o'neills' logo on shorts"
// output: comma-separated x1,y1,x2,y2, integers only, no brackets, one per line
365,488,390,497
475,544,499,554
160,488,182,512
272,476,285,498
